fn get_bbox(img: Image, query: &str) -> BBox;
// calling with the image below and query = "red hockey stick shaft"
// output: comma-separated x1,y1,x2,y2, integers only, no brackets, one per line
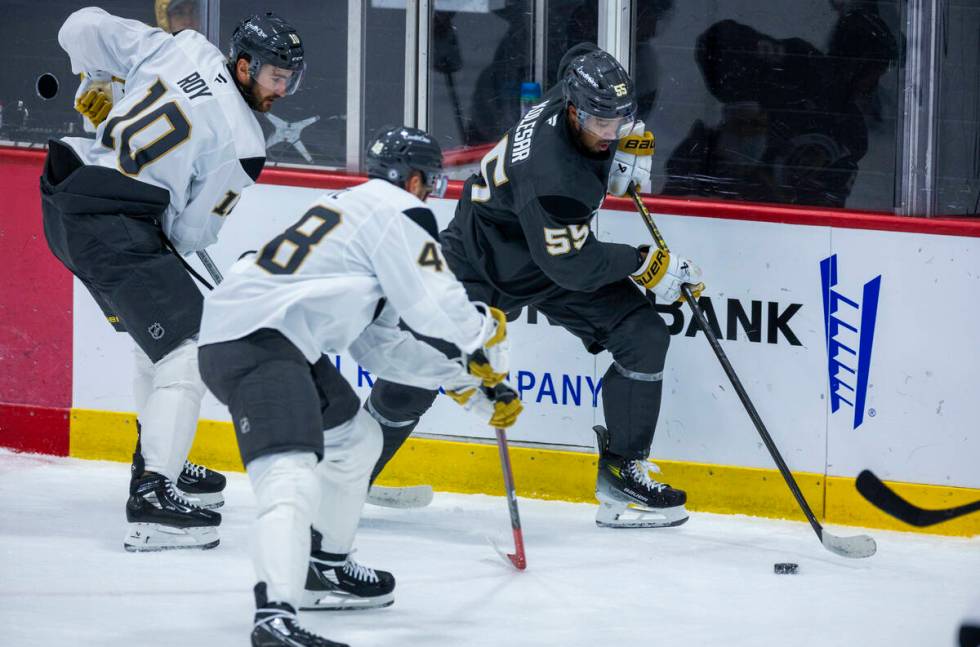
495,426,526,570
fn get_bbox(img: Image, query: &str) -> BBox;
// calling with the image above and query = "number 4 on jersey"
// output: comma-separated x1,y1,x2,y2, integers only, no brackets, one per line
417,241,445,272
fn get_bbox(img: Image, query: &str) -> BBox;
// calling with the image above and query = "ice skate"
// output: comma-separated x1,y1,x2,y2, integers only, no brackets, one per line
124,472,221,551
593,425,689,528
252,583,348,647
301,530,395,612
176,459,226,509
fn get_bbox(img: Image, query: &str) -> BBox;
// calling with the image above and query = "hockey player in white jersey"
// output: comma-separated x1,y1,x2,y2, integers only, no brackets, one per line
197,126,521,647
40,7,305,551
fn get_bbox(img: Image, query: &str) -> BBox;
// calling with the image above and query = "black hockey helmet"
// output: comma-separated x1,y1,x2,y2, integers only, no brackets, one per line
229,12,305,95
562,45,638,140
365,126,448,198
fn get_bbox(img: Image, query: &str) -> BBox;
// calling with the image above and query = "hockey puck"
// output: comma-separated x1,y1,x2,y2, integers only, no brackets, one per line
774,562,799,574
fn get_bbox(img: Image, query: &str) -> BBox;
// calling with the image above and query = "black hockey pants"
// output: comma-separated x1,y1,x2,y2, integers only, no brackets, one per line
367,238,671,481
39,141,202,362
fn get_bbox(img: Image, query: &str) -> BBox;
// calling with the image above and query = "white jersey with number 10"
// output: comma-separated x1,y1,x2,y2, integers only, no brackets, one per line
57,7,265,255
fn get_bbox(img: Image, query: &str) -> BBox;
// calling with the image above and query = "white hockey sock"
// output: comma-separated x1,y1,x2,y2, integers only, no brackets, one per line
137,339,206,482
314,409,382,555
248,451,320,607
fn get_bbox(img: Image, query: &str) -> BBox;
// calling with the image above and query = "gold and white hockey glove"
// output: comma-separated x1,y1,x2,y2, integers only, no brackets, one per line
607,122,655,197
631,245,705,304
446,381,523,429
465,306,509,387
74,72,123,129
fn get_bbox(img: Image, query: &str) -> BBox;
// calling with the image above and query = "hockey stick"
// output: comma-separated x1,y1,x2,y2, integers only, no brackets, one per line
489,426,527,570
196,250,223,285
627,184,876,559
856,470,980,527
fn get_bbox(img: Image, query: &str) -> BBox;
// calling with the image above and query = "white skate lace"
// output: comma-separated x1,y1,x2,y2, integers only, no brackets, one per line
165,478,195,506
628,460,668,493
342,552,379,583
183,461,208,479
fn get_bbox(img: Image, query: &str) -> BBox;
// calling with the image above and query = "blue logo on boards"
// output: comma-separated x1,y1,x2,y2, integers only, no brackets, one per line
820,255,881,429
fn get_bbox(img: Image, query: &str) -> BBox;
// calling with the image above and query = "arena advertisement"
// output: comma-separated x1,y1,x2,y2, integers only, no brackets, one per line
70,183,980,490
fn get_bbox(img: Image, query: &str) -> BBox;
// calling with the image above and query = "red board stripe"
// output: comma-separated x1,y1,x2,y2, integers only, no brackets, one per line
0,403,70,455
4,146,978,235
256,166,980,238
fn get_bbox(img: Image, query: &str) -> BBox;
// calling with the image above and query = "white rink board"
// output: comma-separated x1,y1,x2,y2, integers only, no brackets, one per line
72,184,980,488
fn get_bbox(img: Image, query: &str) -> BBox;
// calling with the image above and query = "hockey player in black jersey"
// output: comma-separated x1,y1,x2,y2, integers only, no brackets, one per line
367,43,704,528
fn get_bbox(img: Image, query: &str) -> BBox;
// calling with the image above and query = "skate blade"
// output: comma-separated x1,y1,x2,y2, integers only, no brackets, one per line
123,523,220,552
175,489,225,509
595,502,690,529
367,485,433,509
300,589,394,611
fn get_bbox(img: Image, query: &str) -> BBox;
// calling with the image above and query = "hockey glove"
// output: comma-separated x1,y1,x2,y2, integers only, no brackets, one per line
607,122,655,197
631,245,704,304
465,306,509,387
446,381,523,429
74,72,115,128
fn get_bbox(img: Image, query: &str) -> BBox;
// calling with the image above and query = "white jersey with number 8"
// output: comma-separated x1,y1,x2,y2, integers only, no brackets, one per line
199,179,495,390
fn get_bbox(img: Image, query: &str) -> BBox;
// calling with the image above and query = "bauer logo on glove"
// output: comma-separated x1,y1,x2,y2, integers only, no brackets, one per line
619,131,655,155
608,122,654,196
631,246,705,304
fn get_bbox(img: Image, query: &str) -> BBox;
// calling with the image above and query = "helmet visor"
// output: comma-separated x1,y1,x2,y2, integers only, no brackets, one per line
577,108,636,141
252,60,305,96
424,170,449,199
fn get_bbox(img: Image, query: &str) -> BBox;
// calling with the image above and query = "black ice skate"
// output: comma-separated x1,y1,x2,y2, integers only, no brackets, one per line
124,472,221,551
176,460,227,509
593,425,689,528
302,530,395,610
252,583,348,647
129,424,226,509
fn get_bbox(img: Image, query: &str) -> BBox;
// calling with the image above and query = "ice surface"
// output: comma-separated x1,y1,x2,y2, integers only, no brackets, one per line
1,450,977,647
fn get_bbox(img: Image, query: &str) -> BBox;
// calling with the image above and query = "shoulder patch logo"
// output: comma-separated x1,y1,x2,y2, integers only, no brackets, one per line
547,114,558,127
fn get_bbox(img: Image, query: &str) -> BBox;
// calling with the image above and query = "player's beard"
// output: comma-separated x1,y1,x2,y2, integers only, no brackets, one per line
236,76,277,113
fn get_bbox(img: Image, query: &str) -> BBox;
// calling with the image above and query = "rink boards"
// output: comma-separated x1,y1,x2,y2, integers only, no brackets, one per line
1,148,979,536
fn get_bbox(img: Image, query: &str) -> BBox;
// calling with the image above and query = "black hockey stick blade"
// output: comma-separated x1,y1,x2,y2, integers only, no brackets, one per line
856,470,980,527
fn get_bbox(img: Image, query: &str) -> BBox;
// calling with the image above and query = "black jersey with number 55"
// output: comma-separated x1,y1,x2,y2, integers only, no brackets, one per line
443,96,640,302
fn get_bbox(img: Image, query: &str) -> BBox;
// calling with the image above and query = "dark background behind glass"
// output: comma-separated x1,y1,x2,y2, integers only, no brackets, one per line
427,5,533,150
4,0,976,215
936,0,980,215
0,1,154,146
221,1,348,168
364,5,407,153
635,0,904,211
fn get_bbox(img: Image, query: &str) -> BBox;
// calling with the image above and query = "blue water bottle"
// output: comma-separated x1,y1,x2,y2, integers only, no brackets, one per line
520,81,542,117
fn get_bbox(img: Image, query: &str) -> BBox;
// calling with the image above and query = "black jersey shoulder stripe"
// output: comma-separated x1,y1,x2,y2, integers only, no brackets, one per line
401,206,440,240
239,157,265,182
